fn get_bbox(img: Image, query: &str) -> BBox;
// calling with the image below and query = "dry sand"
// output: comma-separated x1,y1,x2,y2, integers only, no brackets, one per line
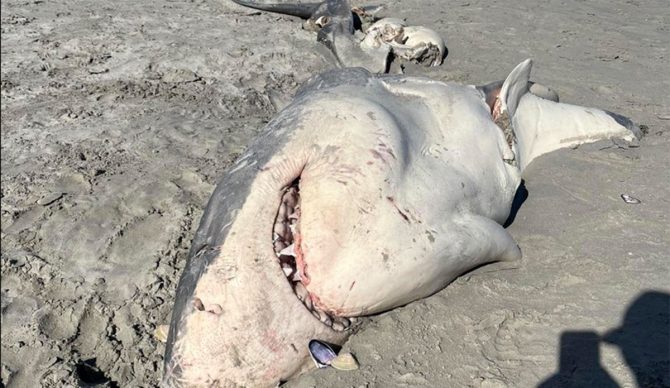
1,0,668,387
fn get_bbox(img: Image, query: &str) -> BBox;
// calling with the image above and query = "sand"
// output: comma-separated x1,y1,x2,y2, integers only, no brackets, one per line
1,0,668,387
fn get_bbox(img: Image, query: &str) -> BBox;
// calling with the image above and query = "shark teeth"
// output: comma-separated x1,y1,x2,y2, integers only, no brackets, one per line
279,244,296,257
272,179,354,333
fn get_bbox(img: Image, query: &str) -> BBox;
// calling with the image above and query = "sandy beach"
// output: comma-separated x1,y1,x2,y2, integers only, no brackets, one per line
1,0,668,386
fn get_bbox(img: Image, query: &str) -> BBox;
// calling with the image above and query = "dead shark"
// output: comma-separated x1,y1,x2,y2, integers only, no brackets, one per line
162,59,640,387
230,0,447,72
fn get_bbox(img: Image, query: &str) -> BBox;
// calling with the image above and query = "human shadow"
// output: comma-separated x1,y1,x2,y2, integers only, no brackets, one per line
538,331,619,388
603,291,670,387
538,291,670,388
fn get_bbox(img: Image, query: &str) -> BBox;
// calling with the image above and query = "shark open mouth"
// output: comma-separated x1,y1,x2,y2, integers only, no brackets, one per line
272,178,353,332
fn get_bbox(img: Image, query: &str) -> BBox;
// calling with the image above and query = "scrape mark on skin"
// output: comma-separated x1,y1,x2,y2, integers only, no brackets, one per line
324,144,340,154
349,281,356,291
357,206,371,214
559,134,602,144
229,345,242,367
377,142,397,160
261,330,283,354
382,252,389,262
387,196,410,223
370,149,387,163
229,159,258,174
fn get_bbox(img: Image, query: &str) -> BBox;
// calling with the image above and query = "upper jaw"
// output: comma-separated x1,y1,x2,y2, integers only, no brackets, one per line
272,180,358,332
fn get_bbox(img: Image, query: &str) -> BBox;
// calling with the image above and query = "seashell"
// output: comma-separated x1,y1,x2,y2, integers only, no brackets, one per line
308,340,337,368
330,352,359,371
153,324,169,343
621,194,641,204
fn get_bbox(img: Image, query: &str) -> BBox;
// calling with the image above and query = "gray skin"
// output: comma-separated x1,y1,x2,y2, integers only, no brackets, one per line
231,0,396,72
231,0,324,19
162,61,639,387
162,68,374,387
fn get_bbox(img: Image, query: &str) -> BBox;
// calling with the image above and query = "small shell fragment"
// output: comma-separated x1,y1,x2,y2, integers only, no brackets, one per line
36,192,64,206
308,340,337,368
153,324,170,343
621,194,641,204
330,352,359,371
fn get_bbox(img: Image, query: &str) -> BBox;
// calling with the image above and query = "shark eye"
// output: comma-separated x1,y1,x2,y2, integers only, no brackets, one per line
315,16,330,27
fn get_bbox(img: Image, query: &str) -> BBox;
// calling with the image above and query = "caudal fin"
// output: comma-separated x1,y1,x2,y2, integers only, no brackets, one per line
498,59,642,171
231,0,321,19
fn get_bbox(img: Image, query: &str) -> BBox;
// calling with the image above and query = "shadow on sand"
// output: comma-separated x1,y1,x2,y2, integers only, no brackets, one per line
503,180,528,228
538,291,670,388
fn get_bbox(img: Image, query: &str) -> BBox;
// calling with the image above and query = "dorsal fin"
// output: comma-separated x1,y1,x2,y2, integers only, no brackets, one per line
499,58,532,118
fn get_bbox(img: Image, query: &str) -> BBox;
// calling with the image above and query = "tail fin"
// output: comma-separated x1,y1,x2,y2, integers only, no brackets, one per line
231,0,322,19
499,59,642,171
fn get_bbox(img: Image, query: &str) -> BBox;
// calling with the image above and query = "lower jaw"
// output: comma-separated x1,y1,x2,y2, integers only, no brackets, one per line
272,178,355,332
